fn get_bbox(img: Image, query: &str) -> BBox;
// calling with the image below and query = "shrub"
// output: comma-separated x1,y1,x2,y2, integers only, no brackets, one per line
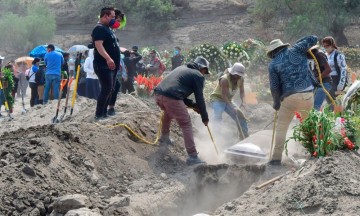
0,4,55,53
341,47,360,69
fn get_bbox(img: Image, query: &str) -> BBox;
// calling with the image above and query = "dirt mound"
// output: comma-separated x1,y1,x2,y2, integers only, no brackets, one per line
215,151,360,216
0,94,275,215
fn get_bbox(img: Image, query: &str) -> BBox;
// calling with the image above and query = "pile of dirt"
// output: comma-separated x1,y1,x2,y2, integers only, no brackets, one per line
0,93,275,216
215,151,360,215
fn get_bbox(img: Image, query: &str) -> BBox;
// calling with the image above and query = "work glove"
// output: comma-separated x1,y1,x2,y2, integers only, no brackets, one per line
202,119,209,126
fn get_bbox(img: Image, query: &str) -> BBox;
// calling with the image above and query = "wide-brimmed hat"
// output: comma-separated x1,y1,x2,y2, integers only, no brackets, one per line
266,39,290,58
228,63,246,77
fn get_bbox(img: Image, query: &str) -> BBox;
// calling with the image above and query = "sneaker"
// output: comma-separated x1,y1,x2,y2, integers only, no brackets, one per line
267,160,282,166
107,108,116,116
158,137,174,145
186,154,206,166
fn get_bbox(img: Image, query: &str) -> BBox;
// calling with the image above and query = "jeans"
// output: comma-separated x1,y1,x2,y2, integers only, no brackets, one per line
211,101,249,138
108,79,121,106
272,92,313,161
29,82,38,107
313,82,332,111
44,74,61,104
155,94,197,155
121,76,135,94
94,64,116,117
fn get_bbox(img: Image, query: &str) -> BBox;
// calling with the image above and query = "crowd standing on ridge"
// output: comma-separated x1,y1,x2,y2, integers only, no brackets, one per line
0,5,354,166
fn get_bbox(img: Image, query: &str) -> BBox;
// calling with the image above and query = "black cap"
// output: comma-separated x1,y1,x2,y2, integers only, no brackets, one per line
194,56,210,74
47,44,55,51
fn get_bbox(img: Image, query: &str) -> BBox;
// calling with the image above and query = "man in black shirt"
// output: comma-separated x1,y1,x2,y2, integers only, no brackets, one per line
154,56,210,166
122,50,142,94
91,7,120,119
171,46,184,70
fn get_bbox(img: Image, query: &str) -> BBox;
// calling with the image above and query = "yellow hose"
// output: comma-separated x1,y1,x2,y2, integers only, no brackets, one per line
95,112,164,145
307,50,336,107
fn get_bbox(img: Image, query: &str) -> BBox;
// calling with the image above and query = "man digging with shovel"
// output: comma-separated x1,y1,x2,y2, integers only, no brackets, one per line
266,35,318,166
210,62,249,140
154,56,210,166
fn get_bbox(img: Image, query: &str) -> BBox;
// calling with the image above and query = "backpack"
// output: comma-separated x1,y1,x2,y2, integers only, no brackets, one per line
334,51,348,89
35,67,45,85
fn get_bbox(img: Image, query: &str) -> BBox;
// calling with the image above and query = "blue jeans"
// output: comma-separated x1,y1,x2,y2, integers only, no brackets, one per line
44,74,61,104
211,101,249,137
314,82,332,111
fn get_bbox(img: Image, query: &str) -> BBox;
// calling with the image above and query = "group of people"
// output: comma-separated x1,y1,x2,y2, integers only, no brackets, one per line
266,35,349,165
0,6,351,167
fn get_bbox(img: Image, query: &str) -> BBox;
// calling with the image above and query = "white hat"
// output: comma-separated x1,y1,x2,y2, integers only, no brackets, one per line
266,39,290,58
228,63,246,77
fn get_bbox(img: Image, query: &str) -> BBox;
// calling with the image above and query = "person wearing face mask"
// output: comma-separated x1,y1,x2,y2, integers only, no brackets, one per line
321,36,348,103
266,35,318,166
210,63,249,139
171,46,184,70
91,6,120,120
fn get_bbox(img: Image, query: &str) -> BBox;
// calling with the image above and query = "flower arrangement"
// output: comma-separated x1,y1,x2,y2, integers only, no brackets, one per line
1,68,14,110
186,43,229,75
285,107,359,158
134,75,162,97
222,42,250,64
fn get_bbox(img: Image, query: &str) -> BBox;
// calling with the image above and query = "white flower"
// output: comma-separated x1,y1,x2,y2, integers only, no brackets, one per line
230,52,233,55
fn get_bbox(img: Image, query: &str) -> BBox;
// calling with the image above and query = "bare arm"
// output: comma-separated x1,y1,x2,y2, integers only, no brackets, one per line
239,78,245,104
94,40,111,61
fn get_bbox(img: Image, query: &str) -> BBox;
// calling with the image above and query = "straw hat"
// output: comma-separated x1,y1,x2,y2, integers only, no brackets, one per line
228,63,246,77
266,39,290,58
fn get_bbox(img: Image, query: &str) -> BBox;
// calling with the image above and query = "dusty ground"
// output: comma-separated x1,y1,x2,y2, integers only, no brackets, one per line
0,86,277,216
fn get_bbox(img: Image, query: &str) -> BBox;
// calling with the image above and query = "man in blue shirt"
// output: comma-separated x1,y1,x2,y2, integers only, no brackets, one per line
267,35,318,166
44,44,64,103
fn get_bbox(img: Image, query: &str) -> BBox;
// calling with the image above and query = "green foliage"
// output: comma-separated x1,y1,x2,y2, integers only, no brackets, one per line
186,44,229,75
341,47,360,69
76,0,174,30
253,0,360,44
222,42,249,64
0,3,55,53
1,68,14,109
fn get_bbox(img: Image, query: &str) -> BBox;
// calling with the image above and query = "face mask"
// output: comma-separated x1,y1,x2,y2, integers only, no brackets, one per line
80,60,85,63
109,18,116,27
174,50,179,55
325,47,333,53
111,20,120,29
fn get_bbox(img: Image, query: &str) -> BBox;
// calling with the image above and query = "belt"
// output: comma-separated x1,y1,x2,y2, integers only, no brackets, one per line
299,90,313,93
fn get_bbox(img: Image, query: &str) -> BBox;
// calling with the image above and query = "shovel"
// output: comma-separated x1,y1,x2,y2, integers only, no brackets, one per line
0,80,13,121
58,77,74,122
19,75,27,115
70,53,82,116
52,78,68,123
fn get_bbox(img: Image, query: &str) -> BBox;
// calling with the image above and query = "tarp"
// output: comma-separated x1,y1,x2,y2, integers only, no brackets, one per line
29,45,64,58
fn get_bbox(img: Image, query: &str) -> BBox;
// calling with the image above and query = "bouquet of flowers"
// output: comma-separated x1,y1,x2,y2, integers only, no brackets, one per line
222,42,250,64
285,107,359,158
134,75,162,97
186,43,229,75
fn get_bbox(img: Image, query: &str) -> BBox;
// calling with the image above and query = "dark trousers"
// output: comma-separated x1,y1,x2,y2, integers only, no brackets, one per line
108,79,120,106
94,64,116,117
29,82,38,107
121,77,135,94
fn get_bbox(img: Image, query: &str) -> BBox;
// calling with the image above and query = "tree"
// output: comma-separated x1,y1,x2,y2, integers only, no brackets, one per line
253,0,360,46
76,0,174,30
0,2,55,53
